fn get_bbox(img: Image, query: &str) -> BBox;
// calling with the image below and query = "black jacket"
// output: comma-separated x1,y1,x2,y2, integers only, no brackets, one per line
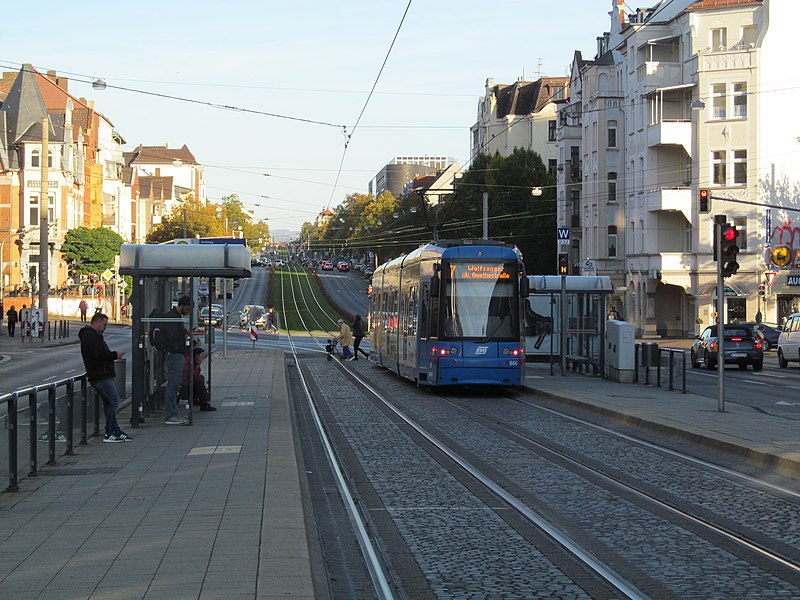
163,307,189,354
79,326,119,382
352,317,365,337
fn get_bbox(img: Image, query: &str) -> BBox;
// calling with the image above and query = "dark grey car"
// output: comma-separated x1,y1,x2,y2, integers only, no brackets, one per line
691,325,763,371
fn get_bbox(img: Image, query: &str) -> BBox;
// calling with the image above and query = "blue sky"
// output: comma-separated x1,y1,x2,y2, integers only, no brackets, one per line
3,0,612,233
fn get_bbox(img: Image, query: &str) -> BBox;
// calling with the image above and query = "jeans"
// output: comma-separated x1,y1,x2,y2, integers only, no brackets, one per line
91,378,121,436
342,345,354,360
164,352,185,419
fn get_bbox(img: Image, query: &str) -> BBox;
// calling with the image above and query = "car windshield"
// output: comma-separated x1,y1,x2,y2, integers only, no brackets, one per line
441,261,519,340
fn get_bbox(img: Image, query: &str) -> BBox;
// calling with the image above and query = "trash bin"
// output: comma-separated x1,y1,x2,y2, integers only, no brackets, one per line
114,357,126,399
641,342,659,367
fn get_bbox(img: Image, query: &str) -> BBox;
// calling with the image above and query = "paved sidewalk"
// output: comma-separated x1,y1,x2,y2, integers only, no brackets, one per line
0,349,315,600
524,360,800,479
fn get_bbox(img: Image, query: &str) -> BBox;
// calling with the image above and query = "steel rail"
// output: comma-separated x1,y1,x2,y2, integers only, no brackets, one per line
280,267,396,600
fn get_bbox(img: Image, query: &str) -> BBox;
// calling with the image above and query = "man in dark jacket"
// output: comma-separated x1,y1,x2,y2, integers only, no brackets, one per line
79,313,132,442
5,305,18,337
162,295,192,425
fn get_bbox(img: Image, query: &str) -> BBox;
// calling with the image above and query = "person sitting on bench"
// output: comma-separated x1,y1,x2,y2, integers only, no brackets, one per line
182,347,217,411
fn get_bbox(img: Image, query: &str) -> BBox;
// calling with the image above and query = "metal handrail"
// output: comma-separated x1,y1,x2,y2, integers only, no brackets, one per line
0,374,100,492
634,344,687,394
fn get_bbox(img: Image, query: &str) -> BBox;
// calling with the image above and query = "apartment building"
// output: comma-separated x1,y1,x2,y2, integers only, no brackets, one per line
557,0,797,337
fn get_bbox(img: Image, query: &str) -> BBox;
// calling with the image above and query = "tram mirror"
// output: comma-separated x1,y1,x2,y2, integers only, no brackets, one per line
520,276,530,297
430,273,440,298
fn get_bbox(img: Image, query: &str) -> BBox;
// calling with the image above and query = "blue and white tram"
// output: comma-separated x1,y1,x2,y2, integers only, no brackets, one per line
369,240,529,387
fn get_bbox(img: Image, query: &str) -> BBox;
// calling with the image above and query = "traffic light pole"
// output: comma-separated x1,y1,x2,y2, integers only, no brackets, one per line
714,215,726,413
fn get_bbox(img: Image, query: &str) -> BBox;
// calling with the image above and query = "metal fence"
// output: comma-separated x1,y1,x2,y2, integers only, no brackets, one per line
634,344,687,393
0,375,101,492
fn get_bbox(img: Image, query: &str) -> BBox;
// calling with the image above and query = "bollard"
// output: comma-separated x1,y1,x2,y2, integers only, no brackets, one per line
80,377,88,445
641,342,659,386
7,394,18,492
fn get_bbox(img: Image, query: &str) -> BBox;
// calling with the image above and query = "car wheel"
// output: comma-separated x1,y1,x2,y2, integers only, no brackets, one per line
753,361,763,371
691,350,700,368
778,348,788,368
704,351,715,370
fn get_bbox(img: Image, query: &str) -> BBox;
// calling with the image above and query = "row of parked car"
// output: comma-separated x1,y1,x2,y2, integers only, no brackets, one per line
690,319,799,371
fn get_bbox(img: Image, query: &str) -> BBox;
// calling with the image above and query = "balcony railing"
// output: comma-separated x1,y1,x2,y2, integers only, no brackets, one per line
636,62,682,90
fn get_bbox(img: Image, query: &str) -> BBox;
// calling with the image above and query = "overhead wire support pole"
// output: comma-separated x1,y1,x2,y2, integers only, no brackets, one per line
714,214,726,413
39,116,49,334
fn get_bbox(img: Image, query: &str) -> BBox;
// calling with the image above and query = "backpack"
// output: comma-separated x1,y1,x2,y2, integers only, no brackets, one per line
148,308,168,351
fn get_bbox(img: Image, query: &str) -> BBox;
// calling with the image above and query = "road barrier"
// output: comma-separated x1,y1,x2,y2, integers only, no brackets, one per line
0,375,102,492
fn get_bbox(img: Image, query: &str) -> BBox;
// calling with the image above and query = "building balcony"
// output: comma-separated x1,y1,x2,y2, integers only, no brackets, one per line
636,62,682,91
646,187,691,221
646,120,692,157
701,49,754,72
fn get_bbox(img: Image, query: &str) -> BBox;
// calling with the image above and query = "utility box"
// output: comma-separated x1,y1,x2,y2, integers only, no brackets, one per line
605,320,635,383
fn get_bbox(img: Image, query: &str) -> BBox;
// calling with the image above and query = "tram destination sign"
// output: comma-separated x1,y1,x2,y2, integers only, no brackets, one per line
453,264,511,280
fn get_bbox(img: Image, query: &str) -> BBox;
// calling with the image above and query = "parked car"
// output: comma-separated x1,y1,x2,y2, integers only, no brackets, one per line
199,306,224,327
321,260,334,271
737,322,780,351
691,324,763,371
337,261,350,272
777,312,800,368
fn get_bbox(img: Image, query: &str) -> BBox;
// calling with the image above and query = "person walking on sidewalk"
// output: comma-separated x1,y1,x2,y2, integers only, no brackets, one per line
6,306,18,337
336,319,354,361
79,299,88,322
79,313,132,443
163,296,192,425
351,314,369,360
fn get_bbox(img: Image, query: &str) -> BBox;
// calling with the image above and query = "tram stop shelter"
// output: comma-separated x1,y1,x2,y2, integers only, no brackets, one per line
524,275,613,374
119,243,251,426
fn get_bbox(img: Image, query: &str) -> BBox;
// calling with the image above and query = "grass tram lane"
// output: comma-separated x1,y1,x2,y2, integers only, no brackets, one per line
270,263,348,334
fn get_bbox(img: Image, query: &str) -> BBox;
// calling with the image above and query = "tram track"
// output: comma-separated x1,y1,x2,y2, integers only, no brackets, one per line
296,355,800,597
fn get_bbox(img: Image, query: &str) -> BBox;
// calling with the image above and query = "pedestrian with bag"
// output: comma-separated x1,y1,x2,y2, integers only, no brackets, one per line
351,314,369,360
79,313,132,443
162,295,193,425
6,305,18,337
336,318,354,361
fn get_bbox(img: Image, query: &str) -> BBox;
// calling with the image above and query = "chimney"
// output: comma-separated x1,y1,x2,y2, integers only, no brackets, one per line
46,69,69,91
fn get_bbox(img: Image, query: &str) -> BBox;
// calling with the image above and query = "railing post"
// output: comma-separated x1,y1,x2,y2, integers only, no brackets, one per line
47,386,57,465
65,379,74,455
682,351,687,394
7,394,18,492
634,344,640,383
80,377,88,445
656,350,662,387
668,349,675,391
28,389,37,477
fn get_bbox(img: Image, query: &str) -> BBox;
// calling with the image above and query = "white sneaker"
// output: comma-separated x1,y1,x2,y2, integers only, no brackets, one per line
346,357,356,362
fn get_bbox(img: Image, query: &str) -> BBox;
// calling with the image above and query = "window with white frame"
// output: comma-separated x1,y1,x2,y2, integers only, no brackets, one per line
712,151,727,185
31,149,40,168
607,172,617,204
28,195,55,225
733,82,747,118
607,120,617,148
733,216,748,251
711,28,727,50
733,150,747,185
548,120,557,142
712,83,726,119
608,225,618,258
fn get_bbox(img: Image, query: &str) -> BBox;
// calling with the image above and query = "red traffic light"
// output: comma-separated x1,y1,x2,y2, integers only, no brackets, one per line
723,227,738,242
699,189,709,200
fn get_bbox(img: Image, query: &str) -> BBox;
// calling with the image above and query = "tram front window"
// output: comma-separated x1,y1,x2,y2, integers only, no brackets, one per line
442,262,519,340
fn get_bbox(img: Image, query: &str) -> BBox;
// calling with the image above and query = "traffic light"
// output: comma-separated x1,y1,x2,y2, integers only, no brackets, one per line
699,189,710,213
758,284,766,297
558,253,569,275
719,223,740,277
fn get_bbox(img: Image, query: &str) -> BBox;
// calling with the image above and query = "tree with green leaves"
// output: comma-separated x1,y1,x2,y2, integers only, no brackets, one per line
61,227,125,275
146,197,226,243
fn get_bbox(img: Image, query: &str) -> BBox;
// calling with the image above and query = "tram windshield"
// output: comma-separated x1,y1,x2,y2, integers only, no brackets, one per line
441,261,519,340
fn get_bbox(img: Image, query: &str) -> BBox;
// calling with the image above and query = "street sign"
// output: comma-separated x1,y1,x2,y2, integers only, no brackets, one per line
249,326,259,342
581,259,597,276
119,280,128,290
557,227,570,245
765,271,777,287
198,237,246,246
771,245,792,268
102,269,113,281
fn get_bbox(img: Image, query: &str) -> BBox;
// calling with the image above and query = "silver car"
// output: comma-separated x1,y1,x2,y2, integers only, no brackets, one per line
778,312,800,368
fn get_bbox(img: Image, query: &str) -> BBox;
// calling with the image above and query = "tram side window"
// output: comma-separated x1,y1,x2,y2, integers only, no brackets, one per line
409,286,418,336
420,282,428,338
